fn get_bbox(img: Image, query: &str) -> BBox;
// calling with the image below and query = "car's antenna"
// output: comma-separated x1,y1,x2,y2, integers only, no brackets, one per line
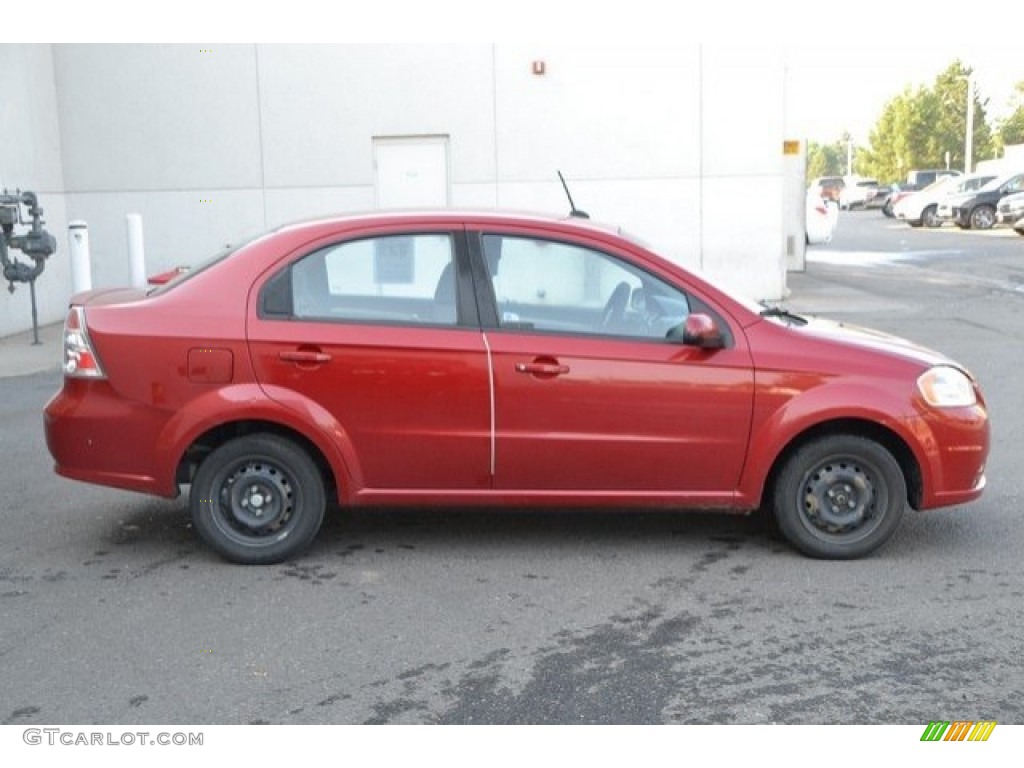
558,170,590,219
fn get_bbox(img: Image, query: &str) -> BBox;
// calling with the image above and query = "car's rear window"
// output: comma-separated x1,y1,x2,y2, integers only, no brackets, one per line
147,234,262,296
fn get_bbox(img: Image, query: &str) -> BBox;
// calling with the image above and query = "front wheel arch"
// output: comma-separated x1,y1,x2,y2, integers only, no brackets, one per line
761,419,922,513
969,204,996,230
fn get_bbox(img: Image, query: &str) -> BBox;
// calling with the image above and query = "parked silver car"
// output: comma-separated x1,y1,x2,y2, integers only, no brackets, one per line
996,190,1024,235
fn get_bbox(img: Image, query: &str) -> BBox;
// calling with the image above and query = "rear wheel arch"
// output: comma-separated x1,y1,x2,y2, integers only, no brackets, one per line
176,419,341,504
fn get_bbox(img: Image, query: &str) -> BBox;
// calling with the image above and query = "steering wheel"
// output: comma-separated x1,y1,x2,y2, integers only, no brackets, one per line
600,281,631,330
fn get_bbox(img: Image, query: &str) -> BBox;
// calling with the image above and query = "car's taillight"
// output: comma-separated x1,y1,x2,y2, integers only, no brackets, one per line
63,306,106,379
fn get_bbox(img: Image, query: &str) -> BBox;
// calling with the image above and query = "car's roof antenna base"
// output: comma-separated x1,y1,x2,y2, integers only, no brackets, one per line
558,170,590,219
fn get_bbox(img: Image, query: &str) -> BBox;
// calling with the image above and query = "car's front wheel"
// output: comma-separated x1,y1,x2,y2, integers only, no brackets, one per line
773,435,906,559
190,434,326,564
922,205,941,228
969,205,996,230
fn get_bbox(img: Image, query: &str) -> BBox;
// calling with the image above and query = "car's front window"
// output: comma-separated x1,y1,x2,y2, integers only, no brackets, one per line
483,235,690,340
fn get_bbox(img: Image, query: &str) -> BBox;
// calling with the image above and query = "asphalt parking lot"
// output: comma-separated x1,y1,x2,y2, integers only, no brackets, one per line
1,210,1022,726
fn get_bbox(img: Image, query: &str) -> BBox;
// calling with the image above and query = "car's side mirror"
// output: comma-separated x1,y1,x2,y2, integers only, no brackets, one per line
677,313,724,349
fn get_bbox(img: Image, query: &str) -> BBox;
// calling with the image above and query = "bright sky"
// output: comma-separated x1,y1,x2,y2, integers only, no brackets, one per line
14,2,1024,152
784,45,1022,144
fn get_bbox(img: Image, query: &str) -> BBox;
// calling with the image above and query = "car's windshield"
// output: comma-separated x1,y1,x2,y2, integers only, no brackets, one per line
923,177,953,193
979,174,1015,193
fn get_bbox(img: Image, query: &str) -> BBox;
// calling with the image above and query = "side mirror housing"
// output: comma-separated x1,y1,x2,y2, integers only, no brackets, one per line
679,313,724,349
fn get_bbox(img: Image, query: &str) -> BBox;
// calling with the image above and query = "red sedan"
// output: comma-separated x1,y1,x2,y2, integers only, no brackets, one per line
44,210,989,563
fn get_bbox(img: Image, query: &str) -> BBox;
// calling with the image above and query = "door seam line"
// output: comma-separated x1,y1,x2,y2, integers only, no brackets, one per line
481,331,496,478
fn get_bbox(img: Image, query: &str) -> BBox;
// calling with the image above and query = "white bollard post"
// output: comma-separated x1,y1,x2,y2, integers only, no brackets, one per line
68,221,92,294
126,213,146,289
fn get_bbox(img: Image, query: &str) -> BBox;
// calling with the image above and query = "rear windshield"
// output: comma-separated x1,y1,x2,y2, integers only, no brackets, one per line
147,234,261,296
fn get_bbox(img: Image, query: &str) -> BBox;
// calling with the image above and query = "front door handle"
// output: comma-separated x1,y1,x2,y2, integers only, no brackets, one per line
515,360,570,377
279,350,332,364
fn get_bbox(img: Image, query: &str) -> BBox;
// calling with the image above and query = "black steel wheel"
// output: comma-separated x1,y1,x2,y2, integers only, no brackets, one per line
773,435,906,559
190,434,325,564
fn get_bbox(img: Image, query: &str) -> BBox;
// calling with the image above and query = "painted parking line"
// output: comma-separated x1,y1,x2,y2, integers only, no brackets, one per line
884,224,1021,237
807,250,915,266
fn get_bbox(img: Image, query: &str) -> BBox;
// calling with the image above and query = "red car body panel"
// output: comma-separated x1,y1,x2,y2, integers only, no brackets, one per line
43,210,989,523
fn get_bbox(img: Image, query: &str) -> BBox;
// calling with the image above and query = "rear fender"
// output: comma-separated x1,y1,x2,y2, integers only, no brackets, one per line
153,383,362,500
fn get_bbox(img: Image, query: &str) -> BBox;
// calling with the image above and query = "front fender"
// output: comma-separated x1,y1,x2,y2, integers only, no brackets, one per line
737,376,929,506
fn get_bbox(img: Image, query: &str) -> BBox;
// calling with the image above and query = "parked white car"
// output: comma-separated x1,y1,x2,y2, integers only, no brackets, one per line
839,176,880,210
895,173,996,228
806,193,838,244
996,190,1024,232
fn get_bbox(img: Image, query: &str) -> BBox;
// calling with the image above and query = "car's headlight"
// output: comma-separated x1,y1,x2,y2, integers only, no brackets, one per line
917,366,977,407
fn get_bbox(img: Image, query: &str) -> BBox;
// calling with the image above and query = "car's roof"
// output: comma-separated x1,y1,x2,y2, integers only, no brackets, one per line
272,208,625,239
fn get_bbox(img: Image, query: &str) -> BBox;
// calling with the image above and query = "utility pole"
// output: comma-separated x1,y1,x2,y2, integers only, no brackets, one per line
965,77,975,175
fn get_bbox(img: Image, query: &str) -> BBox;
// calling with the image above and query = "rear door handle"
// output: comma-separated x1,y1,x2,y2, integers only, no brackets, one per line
515,361,570,376
279,350,332,364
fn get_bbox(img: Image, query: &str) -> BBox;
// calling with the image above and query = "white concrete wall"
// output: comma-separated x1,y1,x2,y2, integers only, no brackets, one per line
1,43,790,337
53,44,267,291
0,44,69,337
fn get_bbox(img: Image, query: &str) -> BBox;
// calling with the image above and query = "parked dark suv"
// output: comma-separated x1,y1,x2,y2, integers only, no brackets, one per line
951,172,1024,230
906,169,961,187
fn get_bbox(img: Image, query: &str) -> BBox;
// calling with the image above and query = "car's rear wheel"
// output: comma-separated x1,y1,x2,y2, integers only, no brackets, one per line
773,435,906,559
922,205,940,228
969,205,996,230
190,434,326,564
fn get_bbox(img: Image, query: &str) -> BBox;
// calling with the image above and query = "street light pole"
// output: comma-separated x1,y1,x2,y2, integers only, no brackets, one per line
965,77,975,175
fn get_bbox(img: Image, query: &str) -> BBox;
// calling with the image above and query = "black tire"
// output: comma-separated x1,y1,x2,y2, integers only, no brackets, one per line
772,435,906,559
882,202,894,218
969,205,996,230
922,205,940,228
190,434,326,564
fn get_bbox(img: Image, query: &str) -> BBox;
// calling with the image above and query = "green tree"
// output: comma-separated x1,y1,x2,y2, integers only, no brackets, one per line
806,140,845,180
932,61,993,169
861,61,993,182
997,81,1024,148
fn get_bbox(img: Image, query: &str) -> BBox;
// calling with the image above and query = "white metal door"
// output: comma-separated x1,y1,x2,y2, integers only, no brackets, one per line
373,136,450,209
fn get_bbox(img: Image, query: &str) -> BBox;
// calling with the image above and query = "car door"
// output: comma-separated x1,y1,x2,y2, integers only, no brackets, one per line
247,227,492,494
474,232,755,500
